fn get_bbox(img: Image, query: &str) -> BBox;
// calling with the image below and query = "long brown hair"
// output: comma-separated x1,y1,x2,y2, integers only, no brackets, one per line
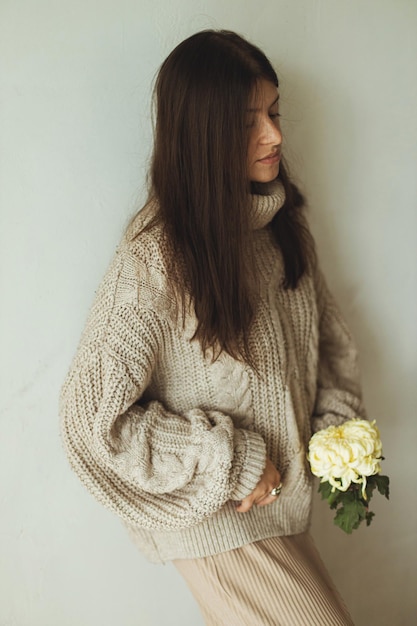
128,30,315,362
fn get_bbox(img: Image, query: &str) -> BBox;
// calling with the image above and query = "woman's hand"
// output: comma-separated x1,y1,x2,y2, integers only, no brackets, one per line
235,458,282,513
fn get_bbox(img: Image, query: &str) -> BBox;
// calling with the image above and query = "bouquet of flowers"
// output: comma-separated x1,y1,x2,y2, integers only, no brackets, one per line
308,419,390,533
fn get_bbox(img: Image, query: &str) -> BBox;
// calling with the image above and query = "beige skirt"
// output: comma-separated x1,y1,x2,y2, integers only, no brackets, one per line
173,532,354,626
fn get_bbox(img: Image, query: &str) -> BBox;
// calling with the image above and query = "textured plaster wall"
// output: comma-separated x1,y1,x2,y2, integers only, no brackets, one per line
1,1,416,624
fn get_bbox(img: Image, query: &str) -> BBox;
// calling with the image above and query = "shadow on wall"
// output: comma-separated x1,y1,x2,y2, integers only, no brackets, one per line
280,69,408,624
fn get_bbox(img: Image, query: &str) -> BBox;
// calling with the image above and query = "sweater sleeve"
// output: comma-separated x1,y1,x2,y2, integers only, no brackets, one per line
59,256,266,532
311,267,367,433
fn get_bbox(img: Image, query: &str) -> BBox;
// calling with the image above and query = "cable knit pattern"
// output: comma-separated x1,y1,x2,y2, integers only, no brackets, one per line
59,182,366,563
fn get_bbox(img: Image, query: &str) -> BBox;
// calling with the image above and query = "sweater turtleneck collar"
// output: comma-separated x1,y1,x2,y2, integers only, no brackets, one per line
250,179,286,230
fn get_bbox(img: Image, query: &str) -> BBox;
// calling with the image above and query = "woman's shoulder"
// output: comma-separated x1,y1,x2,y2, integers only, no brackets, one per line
119,200,171,275
69,208,176,367
108,201,176,314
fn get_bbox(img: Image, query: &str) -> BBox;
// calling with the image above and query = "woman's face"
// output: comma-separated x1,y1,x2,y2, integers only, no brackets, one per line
246,79,282,183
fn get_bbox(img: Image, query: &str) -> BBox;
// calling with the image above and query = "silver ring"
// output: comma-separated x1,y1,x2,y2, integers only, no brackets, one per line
270,483,283,497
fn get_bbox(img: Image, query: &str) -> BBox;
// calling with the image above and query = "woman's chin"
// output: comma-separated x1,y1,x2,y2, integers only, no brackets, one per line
249,163,280,184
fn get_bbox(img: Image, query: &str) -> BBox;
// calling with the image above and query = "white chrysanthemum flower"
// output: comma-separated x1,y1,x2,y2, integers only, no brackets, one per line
308,419,383,497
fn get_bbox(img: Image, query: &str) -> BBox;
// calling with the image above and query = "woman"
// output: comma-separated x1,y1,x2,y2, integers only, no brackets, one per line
60,30,364,625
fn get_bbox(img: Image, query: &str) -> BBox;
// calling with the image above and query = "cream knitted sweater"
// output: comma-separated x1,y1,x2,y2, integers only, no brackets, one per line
59,182,366,563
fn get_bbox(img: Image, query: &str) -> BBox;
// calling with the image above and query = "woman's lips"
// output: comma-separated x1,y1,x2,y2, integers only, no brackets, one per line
258,151,281,164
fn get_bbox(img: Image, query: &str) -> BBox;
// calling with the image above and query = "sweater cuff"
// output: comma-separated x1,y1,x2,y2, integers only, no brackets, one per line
230,430,267,501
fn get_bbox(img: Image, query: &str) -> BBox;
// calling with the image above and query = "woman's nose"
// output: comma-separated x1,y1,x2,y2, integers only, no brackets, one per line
261,118,282,145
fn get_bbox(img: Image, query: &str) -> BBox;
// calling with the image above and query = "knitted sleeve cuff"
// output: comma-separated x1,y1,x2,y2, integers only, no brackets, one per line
229,430,267,501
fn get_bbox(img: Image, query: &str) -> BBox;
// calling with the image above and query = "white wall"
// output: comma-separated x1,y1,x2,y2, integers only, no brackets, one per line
1,1,416,624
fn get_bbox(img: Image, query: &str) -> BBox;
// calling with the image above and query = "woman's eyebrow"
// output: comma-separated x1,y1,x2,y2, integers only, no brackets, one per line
247,94,280,112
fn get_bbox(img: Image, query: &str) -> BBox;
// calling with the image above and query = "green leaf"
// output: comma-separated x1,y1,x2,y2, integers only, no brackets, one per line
318,481,346,508
374,475,390,499
317,472,390,533
366,511,375,527
318,481,333,500
364,478,377,501
342,489,357,504
333,498,368,534
327,489,341,507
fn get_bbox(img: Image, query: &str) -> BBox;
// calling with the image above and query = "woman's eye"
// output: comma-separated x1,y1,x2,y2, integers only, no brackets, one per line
269,112,281,119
